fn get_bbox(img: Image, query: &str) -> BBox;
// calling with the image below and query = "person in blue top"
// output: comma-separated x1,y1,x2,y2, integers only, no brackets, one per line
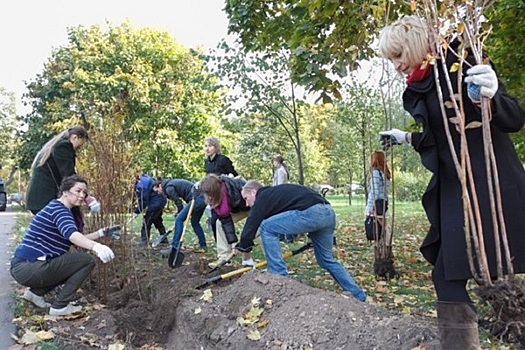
133,174,168,246
152,179,207,253
10,175,116,316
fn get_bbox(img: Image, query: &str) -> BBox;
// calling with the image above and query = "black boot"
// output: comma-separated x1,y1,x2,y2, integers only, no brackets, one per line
437,302,481,350
136,228,149,246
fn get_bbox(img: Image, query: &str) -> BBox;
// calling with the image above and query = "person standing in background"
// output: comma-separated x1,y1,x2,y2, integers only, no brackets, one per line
25,126,101,232
203,136,239,236
272,155,289,186
204,137,238,177
365,151,391,241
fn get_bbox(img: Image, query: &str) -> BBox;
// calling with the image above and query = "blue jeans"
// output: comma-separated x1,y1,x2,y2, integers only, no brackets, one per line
170,193,207,249
260,203,366,301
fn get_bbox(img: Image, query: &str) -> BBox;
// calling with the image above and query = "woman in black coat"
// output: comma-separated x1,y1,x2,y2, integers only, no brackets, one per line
25,126,100,230
378,15,525,349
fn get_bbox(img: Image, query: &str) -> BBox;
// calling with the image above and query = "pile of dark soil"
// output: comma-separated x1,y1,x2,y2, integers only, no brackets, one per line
14,246,441,350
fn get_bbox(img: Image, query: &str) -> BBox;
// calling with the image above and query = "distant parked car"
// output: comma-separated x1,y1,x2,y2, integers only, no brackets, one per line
345,183,364,195
0,192,6,211
314,184,334,197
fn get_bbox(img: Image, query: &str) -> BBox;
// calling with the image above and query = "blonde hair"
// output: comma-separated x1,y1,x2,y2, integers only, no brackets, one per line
378,15,430,68
32,126,89,169
204,137,222,154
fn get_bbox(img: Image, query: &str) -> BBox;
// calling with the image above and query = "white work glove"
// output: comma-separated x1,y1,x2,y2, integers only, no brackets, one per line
379,129,410,150
96,225,121,240
87,198,101,213
92,243,115,263
464,64,498,101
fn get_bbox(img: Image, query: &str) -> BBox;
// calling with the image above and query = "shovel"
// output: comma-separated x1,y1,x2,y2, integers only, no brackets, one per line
151,229,172,248
207,252,235,274
168,199,195,268
196,241,313,289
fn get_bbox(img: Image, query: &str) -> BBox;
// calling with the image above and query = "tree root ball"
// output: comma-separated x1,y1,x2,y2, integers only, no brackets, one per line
476,278,525,342
373,257,400,280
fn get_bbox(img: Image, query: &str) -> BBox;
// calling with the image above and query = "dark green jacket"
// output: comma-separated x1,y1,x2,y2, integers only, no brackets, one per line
26,139,77,212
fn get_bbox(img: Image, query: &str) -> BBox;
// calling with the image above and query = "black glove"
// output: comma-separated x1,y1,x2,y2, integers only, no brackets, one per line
97,225,121,240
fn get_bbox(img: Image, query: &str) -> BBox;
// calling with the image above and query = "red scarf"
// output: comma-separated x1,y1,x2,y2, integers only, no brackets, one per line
406,64,431,85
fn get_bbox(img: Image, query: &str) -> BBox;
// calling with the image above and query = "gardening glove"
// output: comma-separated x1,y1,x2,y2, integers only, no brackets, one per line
379,129,411,150
86,196,101,213
92,243,115,263
465,64,498,101
96,225,121,240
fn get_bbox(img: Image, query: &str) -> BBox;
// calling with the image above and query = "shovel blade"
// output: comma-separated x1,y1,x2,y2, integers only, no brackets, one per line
151,230,171,248
168,248,185,269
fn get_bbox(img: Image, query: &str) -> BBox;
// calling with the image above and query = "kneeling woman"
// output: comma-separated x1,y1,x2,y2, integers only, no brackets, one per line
10,175,115,316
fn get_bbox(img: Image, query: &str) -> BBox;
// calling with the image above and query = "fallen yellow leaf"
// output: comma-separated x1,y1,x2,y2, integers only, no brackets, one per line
200,289,213,302
246,329,261,341
257,319,269,328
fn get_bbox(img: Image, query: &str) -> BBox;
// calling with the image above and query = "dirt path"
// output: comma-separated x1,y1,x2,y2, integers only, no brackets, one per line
0,205,17,348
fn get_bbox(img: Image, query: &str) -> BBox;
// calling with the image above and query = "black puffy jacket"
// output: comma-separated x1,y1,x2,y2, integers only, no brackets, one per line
211,176,248,244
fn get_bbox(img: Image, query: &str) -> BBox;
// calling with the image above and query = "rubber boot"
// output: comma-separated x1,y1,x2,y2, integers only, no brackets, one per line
437,301,481,350
136,227,149,246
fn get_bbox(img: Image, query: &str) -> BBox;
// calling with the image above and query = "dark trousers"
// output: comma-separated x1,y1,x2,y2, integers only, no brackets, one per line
10,252,96,308
432,250,470,303
140,208,166,242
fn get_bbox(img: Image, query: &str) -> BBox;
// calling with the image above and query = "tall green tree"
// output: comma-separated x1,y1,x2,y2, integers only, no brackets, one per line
21,21,220,180
0,88,23,190
209,41,312,184
223,0,404,100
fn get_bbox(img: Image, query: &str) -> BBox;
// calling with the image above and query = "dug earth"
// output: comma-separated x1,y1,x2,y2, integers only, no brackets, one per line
15,250,440,350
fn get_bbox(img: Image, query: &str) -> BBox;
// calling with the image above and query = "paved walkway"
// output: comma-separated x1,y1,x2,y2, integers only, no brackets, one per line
0,205,17,348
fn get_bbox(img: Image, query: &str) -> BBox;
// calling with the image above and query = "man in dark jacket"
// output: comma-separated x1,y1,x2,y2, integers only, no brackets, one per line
133,174,167,246
234,181,366,302
153,179,207,253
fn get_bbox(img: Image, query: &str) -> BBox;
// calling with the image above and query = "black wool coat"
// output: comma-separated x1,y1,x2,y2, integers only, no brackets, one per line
405,47,525,281
26,139,78,212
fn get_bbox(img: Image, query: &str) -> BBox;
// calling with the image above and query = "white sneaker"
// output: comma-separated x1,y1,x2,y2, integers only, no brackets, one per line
23,289,51,308
49,303,83,316
242,258,255,269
